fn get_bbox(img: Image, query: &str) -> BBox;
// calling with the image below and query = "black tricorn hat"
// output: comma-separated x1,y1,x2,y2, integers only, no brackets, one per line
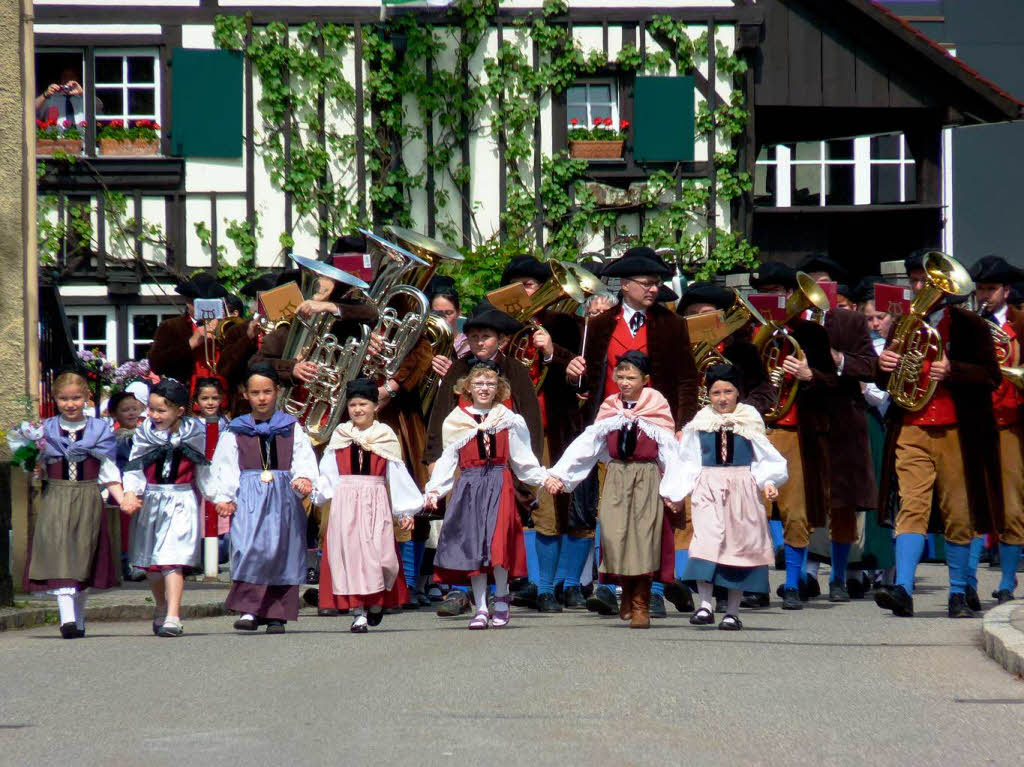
463,300,522,335
175,272,229,300
797,253,848,283
601,246,672,279
678,282,732,314
969,255,1024,286
330,233,368,256
426,274,458,297
500,255,552,286
750,262,797,290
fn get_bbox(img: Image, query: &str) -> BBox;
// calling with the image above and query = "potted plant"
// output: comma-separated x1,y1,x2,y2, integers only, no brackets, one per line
97,119,160,156
36,119,85,156
568,117,629,160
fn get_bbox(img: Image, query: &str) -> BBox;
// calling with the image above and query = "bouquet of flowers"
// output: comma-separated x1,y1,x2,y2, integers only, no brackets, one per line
568,117,629,141
110,358,152,394
96,119,161,141
76,349,116,399
2,419,45,473
36,118,87,141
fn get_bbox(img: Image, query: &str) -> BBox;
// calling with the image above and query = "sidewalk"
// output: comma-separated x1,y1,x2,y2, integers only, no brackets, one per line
982,602,1024,676
0,580,231,632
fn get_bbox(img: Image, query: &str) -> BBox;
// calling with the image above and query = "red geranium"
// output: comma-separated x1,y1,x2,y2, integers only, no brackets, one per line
620,120,630,130
571,118,578,126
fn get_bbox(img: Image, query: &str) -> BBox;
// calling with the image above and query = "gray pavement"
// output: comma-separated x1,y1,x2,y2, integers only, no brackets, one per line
1,563,1023,767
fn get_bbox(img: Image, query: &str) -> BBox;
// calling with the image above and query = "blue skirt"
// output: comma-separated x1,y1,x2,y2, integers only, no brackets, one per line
682,557,769,593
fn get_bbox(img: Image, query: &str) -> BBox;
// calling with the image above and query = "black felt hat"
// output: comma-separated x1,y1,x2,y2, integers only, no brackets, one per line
329,233,368,256
175,272,229,300
345,377,379,404
705,363,742,394
500,256,552,286
601,246,673,279
797,253,848,283
466,358,503,377
463,300,522,335
750,262,797,290
904,248,933,274
245,363,279,385
426,275,458,298
151,378,190,407
852,276,885,305
615,350,650,374
240,273,277,298
678,282,732,314
656,284,678,303
969,255,1024,286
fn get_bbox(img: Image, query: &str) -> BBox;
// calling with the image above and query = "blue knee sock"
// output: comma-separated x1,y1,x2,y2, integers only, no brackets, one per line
523,529,539,585
412,541,425,589
830,542,852,584
999,543,1022,593
535,533,561,595
675,549,689,580
945,540,970,595
784,544,805,590
769,520,784,549
966,536,985,591
651,580,665,597
594,522,603,569
895,533,926,595
553,534,572,588
399,540,417,588
560,536,593,588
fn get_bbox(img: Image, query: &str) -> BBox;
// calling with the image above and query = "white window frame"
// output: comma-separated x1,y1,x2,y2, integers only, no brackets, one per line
65,307,118,363
866,134,917,205
127,306,178,360
566,78,619,130
93,46,160,130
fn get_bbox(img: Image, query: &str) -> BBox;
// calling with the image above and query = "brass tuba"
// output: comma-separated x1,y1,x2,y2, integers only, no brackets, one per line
886,251,973,411
690,290,767,405
753,272,830,422
417,313,456,417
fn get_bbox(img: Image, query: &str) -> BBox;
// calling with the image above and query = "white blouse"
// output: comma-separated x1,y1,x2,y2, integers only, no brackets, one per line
673,428,789,498
205,426,318,504
424,417,547,498
311,449,423,518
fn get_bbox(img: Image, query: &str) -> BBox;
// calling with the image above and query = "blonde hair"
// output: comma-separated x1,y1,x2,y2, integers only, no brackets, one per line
53,371,90,398
454,364,511,403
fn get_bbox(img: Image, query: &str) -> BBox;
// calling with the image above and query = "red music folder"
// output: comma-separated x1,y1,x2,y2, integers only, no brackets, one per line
333,253,375,283
874,284,912,317
748,293,788,323
817,280,838,310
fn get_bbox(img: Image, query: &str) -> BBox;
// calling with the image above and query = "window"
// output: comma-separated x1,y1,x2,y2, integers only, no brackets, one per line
755,134,917,207
94,48,160,131
34,49,87,125
567,80,618,129
66,308,117,362
128,307,178,360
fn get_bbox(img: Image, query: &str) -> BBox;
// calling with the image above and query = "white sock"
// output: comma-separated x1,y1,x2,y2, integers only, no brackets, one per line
580,547,595,588
493,566,509,598
56,593,76,625
805,560,820,577
726,589,742,616
352,614,368,628
697,581,713,612
241,613,256,622
470,574,488,613
74,591,88,630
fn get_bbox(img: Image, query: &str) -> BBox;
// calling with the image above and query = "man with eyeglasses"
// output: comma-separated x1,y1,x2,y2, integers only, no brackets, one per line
566,246,699,617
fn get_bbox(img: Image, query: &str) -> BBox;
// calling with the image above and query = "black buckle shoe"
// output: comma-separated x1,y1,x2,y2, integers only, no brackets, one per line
233,616,258,631
689,607,714,625
563,585,587,611
781,588,803,610
964,584,982,613
664,579,695,613
874,584,914,617
366,608,384,626
586,585,618,615
718,614,743,631
59,622,79,639
537,592,563,613
947,592,977,619
828,581,850,603
264,619,286,634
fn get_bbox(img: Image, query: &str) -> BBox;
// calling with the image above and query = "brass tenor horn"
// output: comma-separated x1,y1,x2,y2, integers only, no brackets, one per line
753,271,830,422
691,290,766,405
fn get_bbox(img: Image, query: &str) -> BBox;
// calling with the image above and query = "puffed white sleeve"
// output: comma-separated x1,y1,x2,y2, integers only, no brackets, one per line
208,431,241,503
671,428,704,499
290,428,318,482
387,460,424,518
424,444,459,498
548,425,608,492
311,449,340,506
508,420,547,487
98,456,122,486
750,435,789,490
121,440,148,496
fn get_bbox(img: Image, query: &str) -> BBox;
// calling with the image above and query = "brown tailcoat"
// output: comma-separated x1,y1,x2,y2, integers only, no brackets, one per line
876,306,1003,534
148,313,195,384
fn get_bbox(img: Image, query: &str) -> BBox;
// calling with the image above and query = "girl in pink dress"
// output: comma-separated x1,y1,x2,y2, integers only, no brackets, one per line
312,378,422,633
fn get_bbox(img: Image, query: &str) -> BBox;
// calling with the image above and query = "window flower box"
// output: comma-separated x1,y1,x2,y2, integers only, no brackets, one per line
36,119,84,156
569,140,625,160
96,120,161,156
98,138,160,156
568,117,629,160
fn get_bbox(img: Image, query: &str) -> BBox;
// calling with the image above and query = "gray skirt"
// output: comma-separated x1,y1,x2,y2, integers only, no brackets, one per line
27,479,104,583
598,460,663,577
128,483,202,568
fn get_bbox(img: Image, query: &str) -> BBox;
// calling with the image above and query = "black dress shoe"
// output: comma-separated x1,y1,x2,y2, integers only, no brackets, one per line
874,584,914,617
59,622,79,639
689,607,714,625
994,589,1015,605
948,592,977,619
554,581,565,605
563,585,587,611
436,590,471,617
801,575,821,600
264,619,286,634
718,614,743,631
401,600,419,610
586,585,618,615
828,581,850,603
846,575,867,600
511,582,538,609
233,616,258,631
302,588,320,607
649,593,668,618
317,607,340,617
537,592,563,613
366,608,385,626
781,588,803,610
964,584,982,613
664,579,695,613
350,621,368,634
740,592,770,609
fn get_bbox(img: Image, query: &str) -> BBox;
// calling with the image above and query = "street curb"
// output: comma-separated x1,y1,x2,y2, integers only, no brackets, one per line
982,602,1024,676
0,600,228,633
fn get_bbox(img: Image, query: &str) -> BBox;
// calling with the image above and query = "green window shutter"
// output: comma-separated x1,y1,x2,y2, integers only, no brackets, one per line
632,76,695,163
169,48,243,158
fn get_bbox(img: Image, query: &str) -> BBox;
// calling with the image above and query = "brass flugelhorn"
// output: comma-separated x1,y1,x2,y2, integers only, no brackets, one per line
690,290,767,405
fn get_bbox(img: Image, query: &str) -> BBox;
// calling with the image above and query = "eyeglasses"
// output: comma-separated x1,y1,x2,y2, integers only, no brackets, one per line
625,278,661,291
470,381,498,389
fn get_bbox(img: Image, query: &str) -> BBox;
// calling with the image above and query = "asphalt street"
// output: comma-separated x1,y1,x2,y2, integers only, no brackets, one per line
1,563,1022,767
